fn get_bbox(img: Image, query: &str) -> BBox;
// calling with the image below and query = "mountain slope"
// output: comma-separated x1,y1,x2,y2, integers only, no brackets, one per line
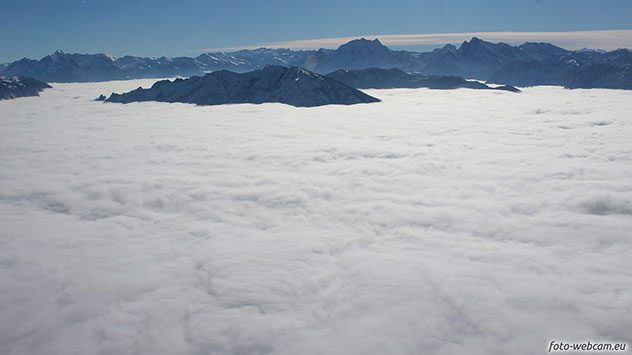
0,76,51,100
105,65,380,107
195,48,314,72
418,37,570,79
326,68,520,92
488,49,632,89
309,38,417,74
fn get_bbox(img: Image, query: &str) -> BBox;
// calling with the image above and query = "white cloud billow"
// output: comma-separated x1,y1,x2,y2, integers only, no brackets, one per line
0,81,631,354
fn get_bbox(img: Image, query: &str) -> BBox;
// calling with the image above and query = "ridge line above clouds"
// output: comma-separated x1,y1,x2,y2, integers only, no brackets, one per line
198,30,632,53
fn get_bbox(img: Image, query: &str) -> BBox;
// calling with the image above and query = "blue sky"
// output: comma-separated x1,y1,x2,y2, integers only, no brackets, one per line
1,0,631,63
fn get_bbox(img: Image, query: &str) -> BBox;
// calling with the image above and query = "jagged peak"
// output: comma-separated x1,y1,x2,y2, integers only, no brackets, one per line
440,44,457,53
463,37,489,47
45,50,68,61
458,37,506,53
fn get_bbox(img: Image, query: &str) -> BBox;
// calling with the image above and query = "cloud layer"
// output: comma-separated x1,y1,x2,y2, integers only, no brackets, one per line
206,30,632,52
1,81,631,354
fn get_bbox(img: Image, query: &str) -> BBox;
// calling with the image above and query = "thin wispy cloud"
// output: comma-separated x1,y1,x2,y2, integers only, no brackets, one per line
200,30,632,53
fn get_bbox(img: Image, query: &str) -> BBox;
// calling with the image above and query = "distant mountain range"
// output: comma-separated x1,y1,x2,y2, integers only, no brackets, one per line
326,68,520,92
1,37,630,89
104,65,380,107
0,76,51,100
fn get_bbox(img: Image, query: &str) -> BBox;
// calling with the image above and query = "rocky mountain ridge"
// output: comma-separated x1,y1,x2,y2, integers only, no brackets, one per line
2,38,630,89
326,68,520,92
104,65,380,107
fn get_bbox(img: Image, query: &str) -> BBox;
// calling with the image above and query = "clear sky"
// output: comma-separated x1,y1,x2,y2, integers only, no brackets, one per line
1,0,631,63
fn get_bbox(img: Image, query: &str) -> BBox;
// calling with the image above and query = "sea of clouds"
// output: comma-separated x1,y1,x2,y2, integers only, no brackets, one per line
1,80,631,354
